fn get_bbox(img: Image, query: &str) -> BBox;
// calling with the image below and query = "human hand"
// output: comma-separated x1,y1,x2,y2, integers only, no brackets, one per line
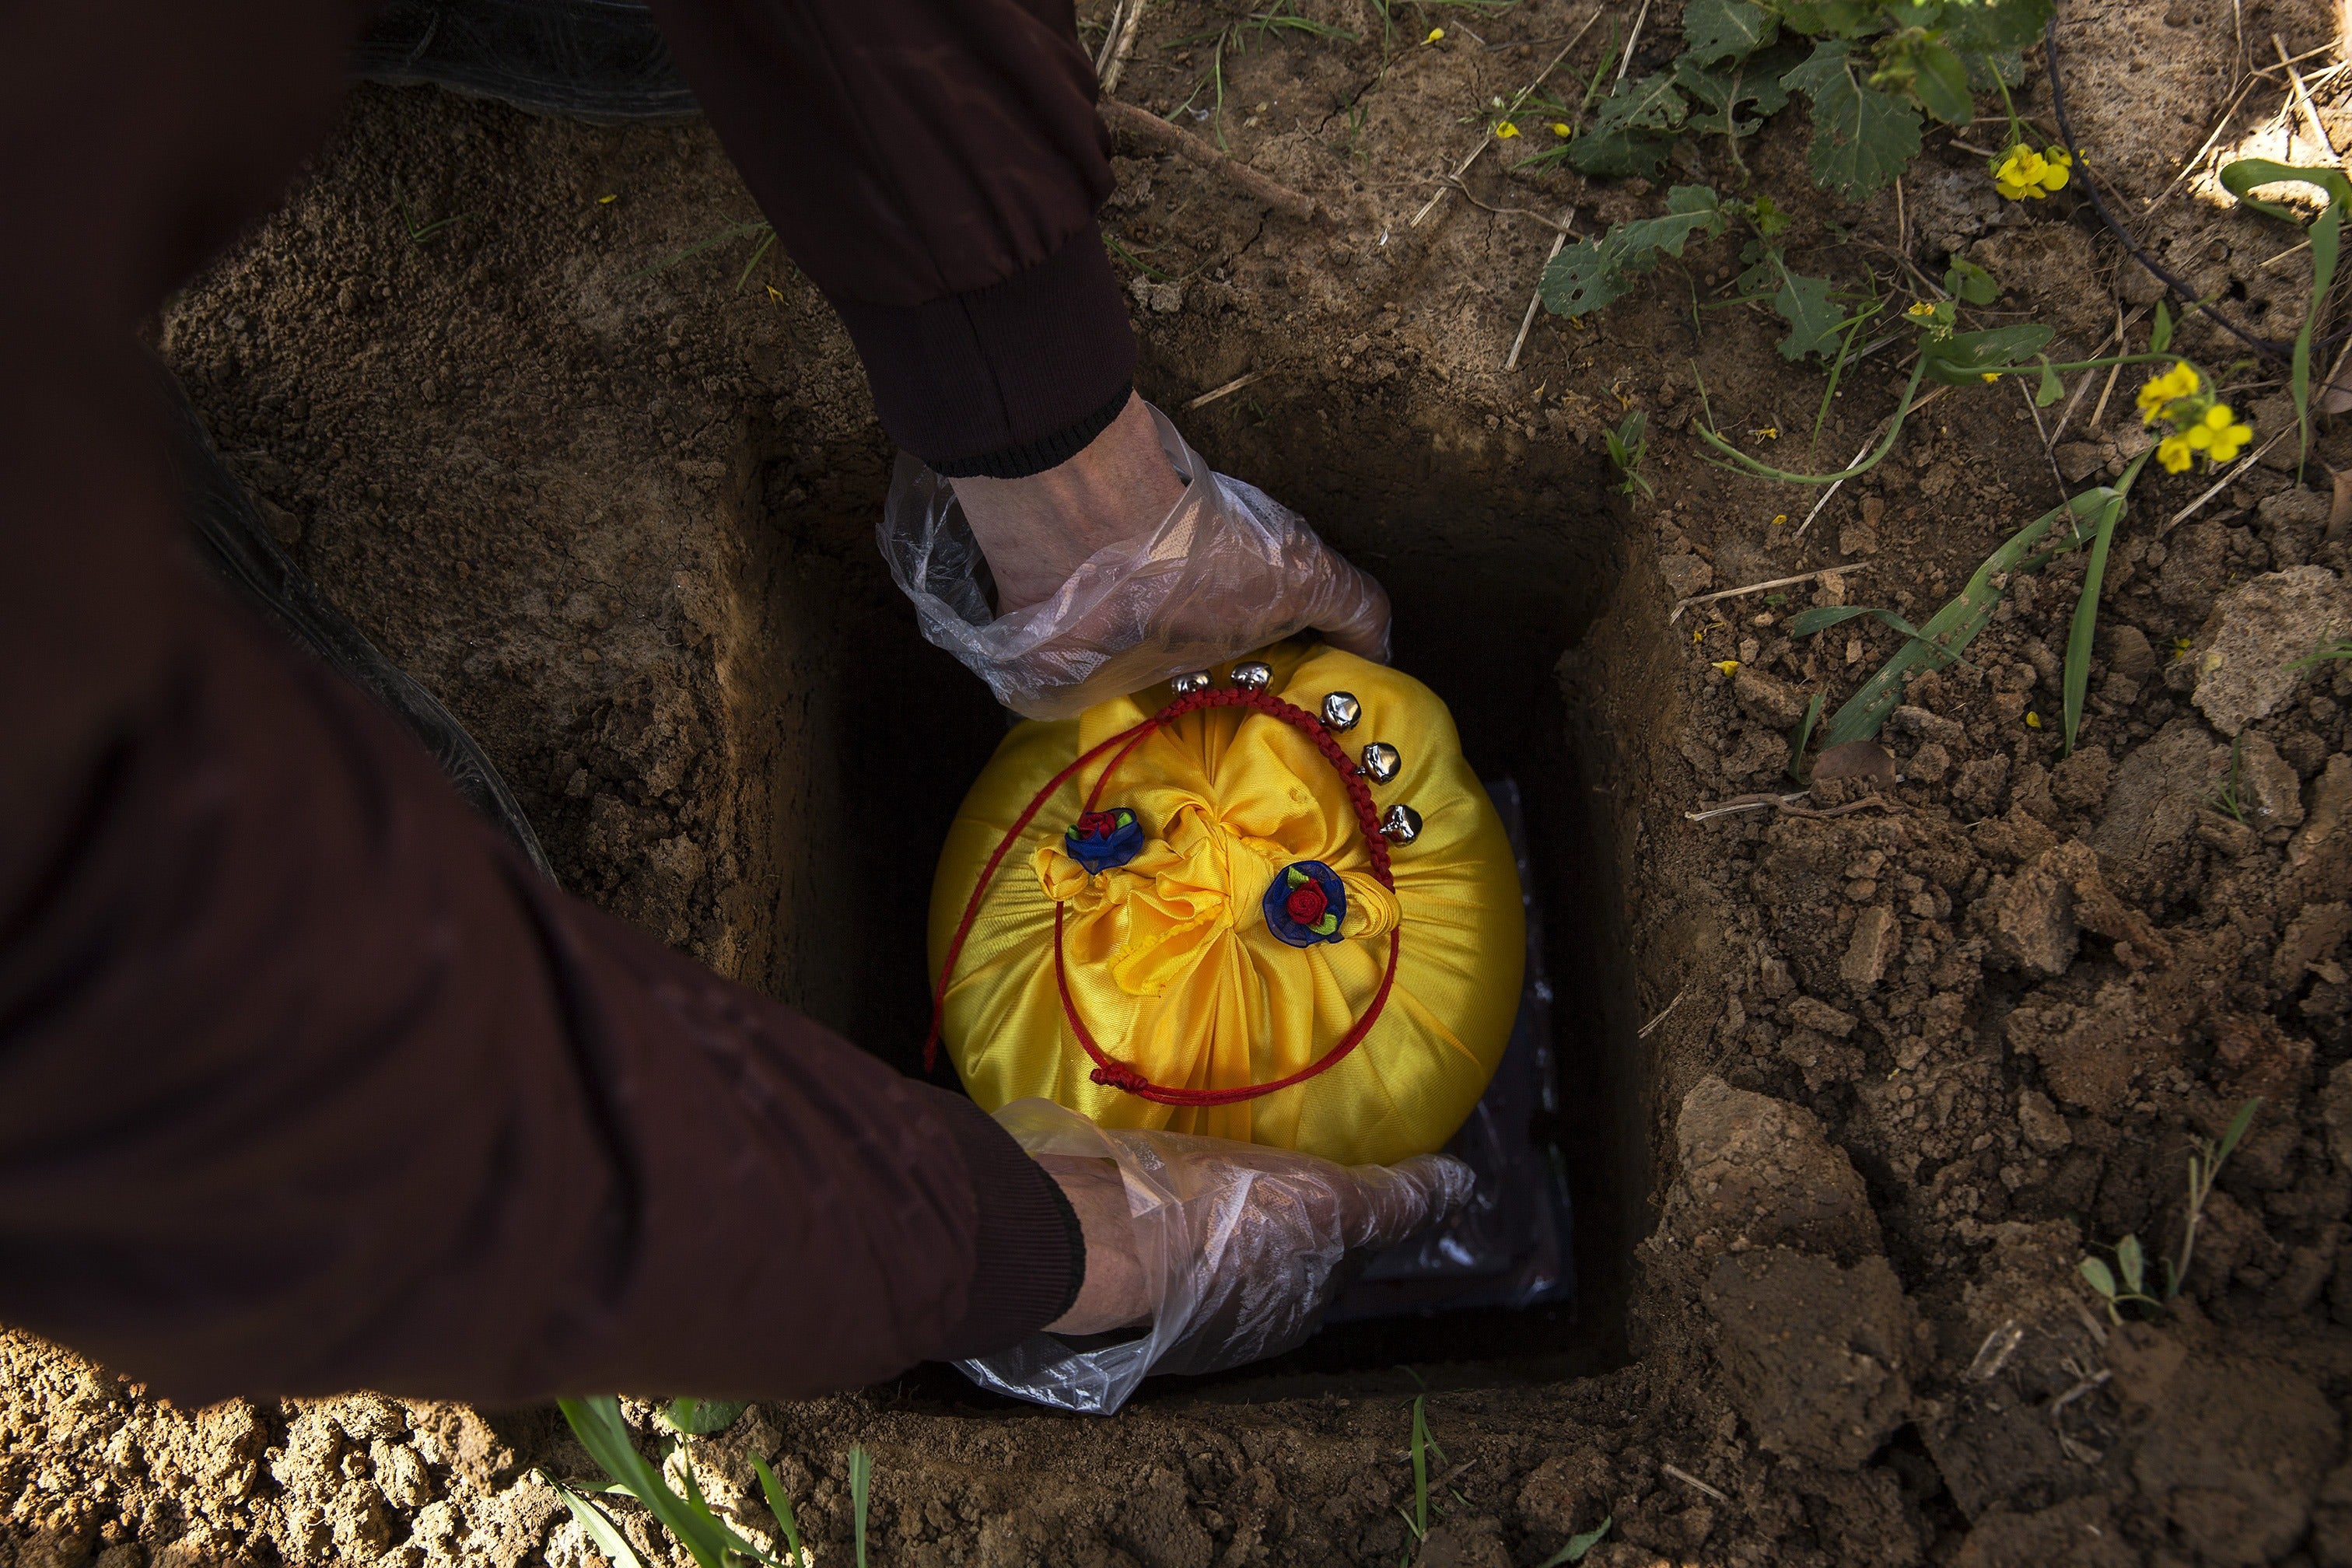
971,1101,1473,1412
882,396,1391,719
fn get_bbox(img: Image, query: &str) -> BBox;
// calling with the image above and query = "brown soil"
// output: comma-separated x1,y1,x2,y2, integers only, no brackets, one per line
12,0,2352,1563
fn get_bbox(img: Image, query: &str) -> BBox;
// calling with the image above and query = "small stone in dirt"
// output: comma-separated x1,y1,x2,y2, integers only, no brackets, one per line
2276,902,2352,990
2237,730,2305,830
1951,756,2011,821
2015,1088,2070,1153
2054,441,2109,484
2049,745,2111,812
2101,622,2158,681
1787,995,1857,1038
2291,753,2352,867
2191,566,2351,735
1892,703,1965,747
1811,740,1897,786
1840,502,1880,558
1981,854,2081,978
1128,276,1185,313
1703,1248,1914,1468
1908,741,1952,783
1664,1076,1880,1263
1658,553,1713,600
2091,718,2228,890
1413,1515,1509,1568
1841,905,1899,989
1734,667,1808,727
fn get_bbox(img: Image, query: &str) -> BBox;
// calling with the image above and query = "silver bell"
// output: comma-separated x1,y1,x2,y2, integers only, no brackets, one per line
1229,660,1273,691
1321,691,1362,731
1359,742,1401,783
1171,670,1214,697
1380,803,1423,845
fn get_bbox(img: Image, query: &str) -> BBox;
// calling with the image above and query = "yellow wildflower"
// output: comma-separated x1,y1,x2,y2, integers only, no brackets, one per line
1993,143,2072,201
598,194,619,205
1713,660,1740,676
1423,26,1444,42
1906,301,1937,318
2025,711,2042,729
1771,513,1788,527
2135,360,2200,425
1496,122,1520,138
2202,402,2253,464
2156,432,2194,474
1550,122,1572,137
1980,372,2000,383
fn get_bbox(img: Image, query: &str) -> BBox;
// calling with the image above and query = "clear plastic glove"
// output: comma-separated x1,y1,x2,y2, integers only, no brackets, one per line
957,1100,1475,1414
879,401,1391,719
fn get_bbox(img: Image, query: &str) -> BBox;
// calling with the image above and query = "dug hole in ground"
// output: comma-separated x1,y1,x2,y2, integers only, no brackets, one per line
12,0,2352,1562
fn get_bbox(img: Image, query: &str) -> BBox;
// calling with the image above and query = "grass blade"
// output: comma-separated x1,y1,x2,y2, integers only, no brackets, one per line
751,1455,807,1563
558,1398,772,1568
1787,687,1826,780
1537,1514,1615,1567
849,1445,873,1568
2061,486,2126,754
544,1475,653,1568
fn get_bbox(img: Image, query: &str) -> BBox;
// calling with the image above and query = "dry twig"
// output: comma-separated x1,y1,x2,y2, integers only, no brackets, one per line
1668,563,1874,624
1186,369,1266,410
1660,1465,1729,1504
1507,211,1577,370
1100,99,1319,219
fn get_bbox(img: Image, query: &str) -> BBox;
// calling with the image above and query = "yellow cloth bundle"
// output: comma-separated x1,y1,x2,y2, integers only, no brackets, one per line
927,642,1524,1167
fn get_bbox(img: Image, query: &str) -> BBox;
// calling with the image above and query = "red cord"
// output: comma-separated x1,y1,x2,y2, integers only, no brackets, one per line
925,687,1402,1108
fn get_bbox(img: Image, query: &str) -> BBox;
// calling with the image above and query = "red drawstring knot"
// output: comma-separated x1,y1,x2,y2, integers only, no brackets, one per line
925,680,1403,1108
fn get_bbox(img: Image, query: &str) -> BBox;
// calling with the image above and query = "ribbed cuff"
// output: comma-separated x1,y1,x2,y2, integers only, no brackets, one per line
933,1095,1085,1356
830,229,1140,480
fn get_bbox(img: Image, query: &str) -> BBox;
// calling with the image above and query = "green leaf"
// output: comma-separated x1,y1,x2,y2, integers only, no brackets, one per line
751,1455,807,1561
558,1398,773,1568
2117,1234,2147,1297
1786,604,1927,641
2220,160,2349,475
1963,45,2023,89
1536,1515,1616,1567
1944,255,1997,304
1921,323,2055,383
2061,488,2124,753
2150,299,2174,355
661,1398,747,1437
1909,38,1973,124
1591,71,1689,135
1681,0,1778,64
1935,0,2056,52
1675,46,1800,140
1568,125,1678,177
2035,358,2065,407
1784,40,1923,202
2078,1256,2118,1298
1541,187,1727,317
849,1445,872,1568
545,1477,653,1568
1787,688,1827,780
1776,0,1881,34
2217,1097,2263,1162
1773,264,1843,360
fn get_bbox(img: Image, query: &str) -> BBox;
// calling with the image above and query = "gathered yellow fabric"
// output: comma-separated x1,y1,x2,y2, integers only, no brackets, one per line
928,642,1524,1167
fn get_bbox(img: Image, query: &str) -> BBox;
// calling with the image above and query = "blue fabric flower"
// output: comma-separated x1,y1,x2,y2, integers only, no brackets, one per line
1065,807,1145,873
1264,860,1347,946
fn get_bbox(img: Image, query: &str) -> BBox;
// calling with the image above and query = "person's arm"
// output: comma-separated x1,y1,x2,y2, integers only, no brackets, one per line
0,0,1091,1407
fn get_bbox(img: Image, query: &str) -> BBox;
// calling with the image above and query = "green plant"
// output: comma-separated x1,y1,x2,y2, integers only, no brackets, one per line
2217,159,2351,474
393,180,467,247
1535,1517,1616,1568
1541,186,1730,319
555,1396,845,1568
2292,636,2352,669
2080,1100,2262,1320
1566,0,2053,199
1796,457,2149,749
1393,1393,1447,1565
663,1399,748,1437
2208,733,2249,824
631,219,779,290
1605,408,1654,498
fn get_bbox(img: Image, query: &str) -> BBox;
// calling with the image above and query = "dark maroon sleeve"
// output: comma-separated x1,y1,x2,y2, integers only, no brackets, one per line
644,0,1140,478
0,0,1078,1405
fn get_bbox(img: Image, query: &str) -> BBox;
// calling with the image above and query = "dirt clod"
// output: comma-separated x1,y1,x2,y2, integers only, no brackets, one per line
1702,1249,1915,1468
